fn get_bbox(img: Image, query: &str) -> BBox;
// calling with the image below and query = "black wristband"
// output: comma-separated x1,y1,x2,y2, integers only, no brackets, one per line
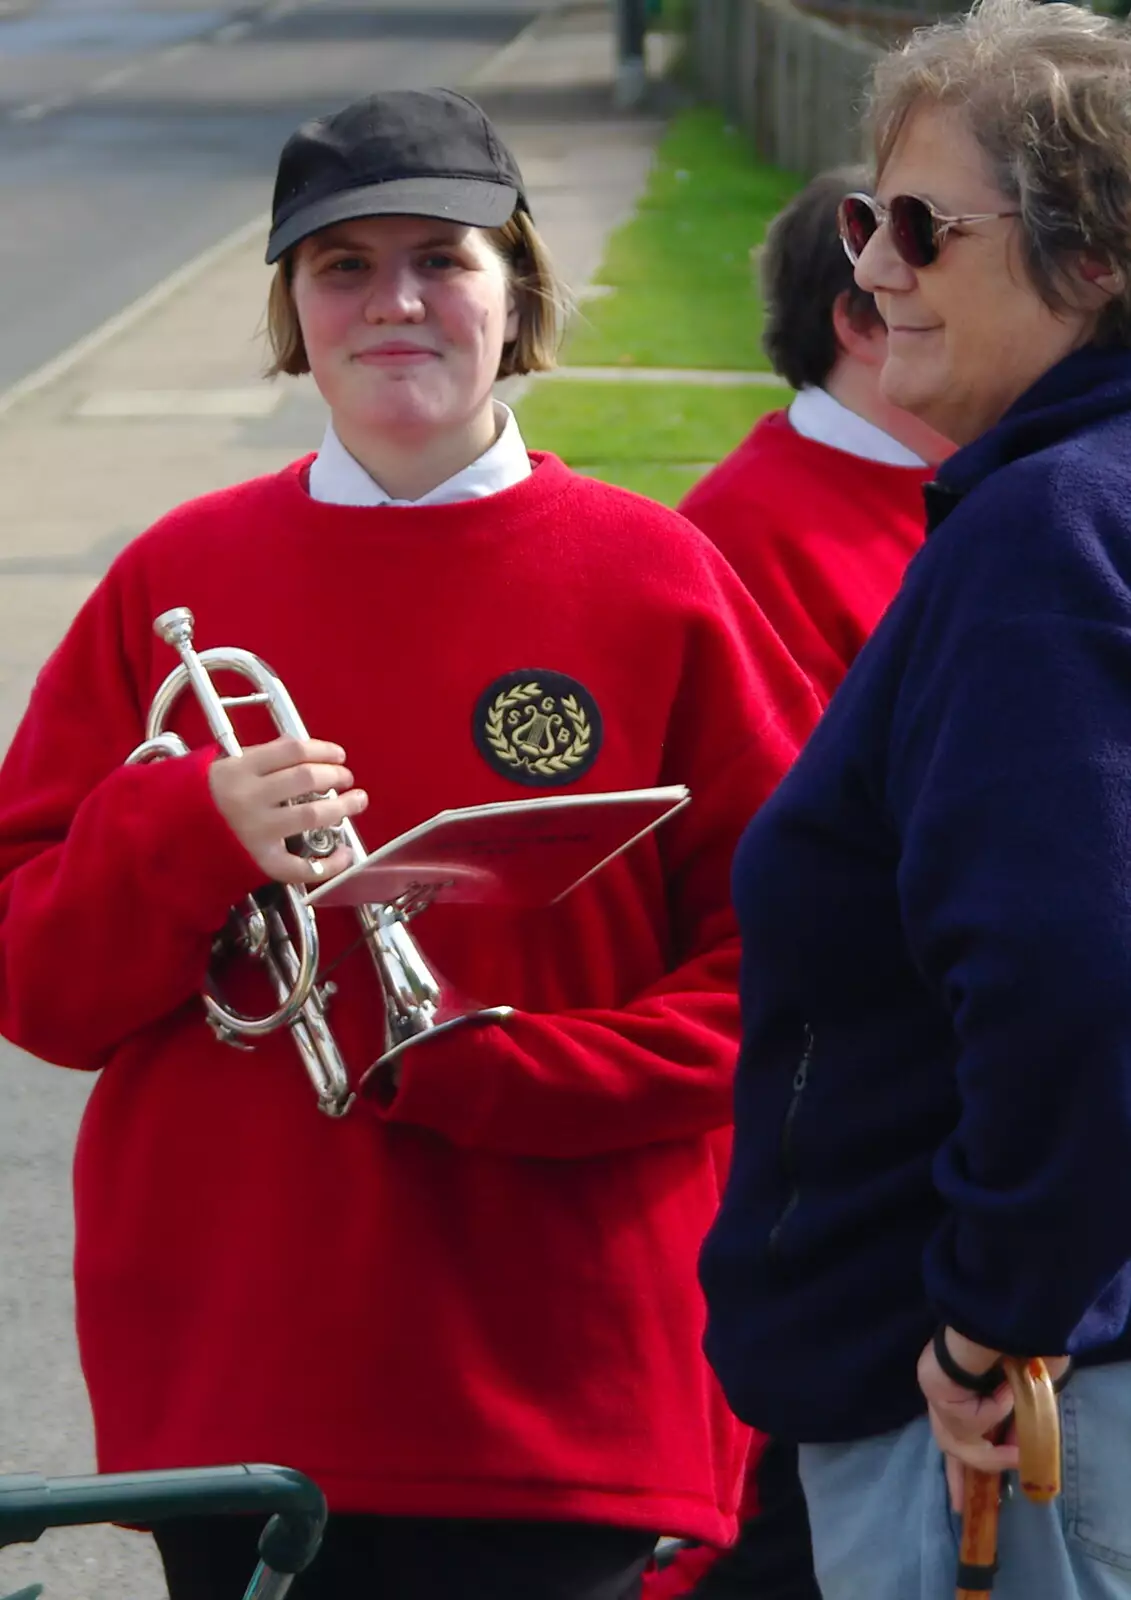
933,1326,1006,1397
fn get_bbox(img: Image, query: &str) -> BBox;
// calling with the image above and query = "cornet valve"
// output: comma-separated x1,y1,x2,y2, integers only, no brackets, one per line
234,907,269,957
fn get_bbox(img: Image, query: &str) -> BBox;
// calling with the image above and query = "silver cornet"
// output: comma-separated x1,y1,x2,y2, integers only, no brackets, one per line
125,608,510,1117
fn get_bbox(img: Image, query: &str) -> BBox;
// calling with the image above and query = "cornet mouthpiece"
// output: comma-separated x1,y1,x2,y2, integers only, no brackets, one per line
154,608,195,649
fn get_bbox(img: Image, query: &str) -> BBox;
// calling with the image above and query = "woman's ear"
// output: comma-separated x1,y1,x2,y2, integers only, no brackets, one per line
1076,252,1124,307
504,283,520,345
831,290,887,368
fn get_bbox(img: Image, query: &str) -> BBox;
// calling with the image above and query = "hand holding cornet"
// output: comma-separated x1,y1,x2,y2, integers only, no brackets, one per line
128,605,514,1118
208,736,368,886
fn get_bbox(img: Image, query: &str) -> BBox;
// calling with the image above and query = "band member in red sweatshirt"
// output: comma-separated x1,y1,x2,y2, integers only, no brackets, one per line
680,165,952,710
0,90,818,1600
656,170,951,1600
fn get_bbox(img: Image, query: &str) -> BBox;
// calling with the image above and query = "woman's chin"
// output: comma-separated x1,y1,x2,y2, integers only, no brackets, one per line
345,397,449,438
879,363,938,426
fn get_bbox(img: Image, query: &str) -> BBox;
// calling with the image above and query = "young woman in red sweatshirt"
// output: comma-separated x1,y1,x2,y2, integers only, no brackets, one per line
0,89,818,1599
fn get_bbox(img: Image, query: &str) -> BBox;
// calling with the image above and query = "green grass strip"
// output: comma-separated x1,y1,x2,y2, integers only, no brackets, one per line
560,107,803,373
514,106,800,507
519,380,783,467
568,462,710,508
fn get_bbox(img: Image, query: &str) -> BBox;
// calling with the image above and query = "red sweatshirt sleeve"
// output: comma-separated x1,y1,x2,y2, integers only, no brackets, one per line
376,566,820,1158
0,565,267,1071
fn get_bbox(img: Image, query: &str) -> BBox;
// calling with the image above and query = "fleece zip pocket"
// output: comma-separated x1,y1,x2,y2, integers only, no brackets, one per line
767,1023,814,1264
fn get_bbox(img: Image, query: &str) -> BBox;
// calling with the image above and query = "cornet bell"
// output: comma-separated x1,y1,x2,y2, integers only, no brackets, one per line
348,894,512,1098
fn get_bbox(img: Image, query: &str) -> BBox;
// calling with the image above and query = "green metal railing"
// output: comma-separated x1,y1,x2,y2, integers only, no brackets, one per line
0,1464,327,1600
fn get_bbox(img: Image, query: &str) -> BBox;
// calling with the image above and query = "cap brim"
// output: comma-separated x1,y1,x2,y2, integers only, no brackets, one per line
265,176,520,263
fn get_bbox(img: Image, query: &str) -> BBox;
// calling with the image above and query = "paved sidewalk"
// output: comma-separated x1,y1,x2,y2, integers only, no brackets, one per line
0,0,672,750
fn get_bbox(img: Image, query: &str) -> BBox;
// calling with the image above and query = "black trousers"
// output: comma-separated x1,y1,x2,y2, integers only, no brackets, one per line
659,1438,821,1600
154,1513,658,1600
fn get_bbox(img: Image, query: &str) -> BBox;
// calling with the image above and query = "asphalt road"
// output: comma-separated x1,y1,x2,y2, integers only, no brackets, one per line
0,0,548,391
0,5,555,1595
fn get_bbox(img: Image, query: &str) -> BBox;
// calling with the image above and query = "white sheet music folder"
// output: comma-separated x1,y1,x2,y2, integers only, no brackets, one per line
303,785,690,911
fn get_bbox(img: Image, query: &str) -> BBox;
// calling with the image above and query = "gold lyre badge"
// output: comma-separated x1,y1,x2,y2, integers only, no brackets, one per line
473,670,603,787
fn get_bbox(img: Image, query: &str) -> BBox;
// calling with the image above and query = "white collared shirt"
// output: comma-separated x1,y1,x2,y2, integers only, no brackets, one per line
307,401,533,508
788,385,927,468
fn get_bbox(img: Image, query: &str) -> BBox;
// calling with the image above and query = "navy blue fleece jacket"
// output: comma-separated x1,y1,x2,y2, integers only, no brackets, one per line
701,344,1131,1443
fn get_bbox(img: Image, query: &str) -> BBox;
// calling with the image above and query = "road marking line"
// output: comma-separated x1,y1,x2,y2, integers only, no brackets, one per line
9,34,202,124
88,63,142,94
10,94,70,121
160,39,203,61
214,20,251,42
464,3,565,86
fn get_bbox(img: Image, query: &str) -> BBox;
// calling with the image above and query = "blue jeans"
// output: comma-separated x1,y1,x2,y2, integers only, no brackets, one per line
797,1363,1131,1600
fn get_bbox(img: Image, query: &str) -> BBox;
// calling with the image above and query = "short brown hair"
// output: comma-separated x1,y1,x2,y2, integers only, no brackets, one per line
265,209,567,379
867,0,1131,346
760,166,884,390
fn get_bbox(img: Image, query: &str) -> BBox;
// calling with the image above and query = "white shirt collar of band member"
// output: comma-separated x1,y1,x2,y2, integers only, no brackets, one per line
788,384,928,468
307,401,533,508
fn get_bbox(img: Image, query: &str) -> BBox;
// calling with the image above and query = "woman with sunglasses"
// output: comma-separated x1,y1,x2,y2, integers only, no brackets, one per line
0,89,819,1600
700,0,1131,1596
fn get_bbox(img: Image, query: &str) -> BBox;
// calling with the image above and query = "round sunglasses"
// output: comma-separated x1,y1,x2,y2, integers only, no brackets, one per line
837,191,1020,269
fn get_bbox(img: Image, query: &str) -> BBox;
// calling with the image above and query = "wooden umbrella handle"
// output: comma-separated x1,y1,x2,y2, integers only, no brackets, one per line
956,1356,1060,1599
957,1465,1002,1599
1005,1356,1061,1503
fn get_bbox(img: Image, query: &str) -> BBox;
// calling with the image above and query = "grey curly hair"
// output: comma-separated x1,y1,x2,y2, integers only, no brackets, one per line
866,0,1131,345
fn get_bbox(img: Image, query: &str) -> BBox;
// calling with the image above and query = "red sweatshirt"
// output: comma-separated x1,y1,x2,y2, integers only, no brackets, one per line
0,452,818,1542
679,411,932,706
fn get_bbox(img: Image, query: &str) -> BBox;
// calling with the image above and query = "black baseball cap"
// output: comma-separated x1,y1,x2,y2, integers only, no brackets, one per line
266,88,530,264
